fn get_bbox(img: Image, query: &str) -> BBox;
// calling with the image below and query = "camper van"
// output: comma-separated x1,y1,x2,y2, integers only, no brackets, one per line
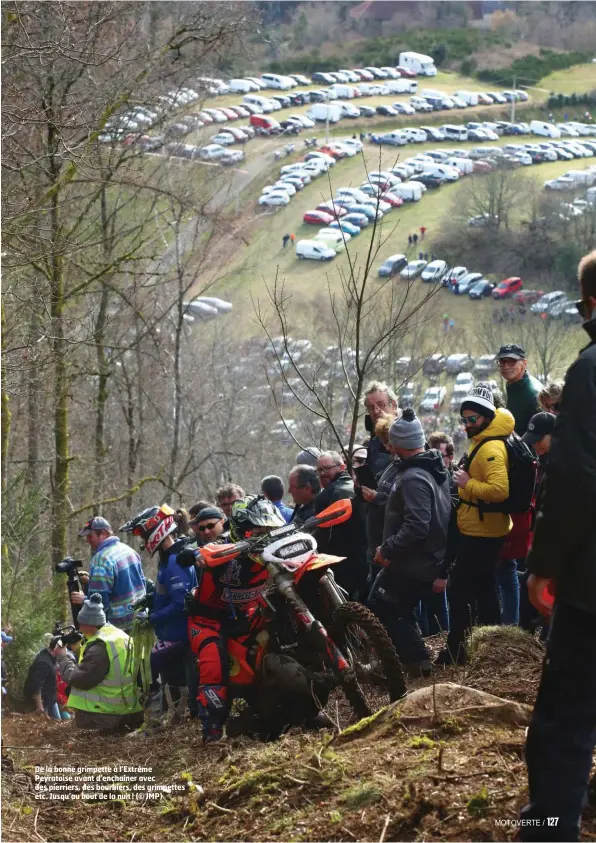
399,52,437,76
385,78,418,95
441,125,469,142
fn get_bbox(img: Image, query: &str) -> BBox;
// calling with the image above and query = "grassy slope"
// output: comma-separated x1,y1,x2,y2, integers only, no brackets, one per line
541,62,596,95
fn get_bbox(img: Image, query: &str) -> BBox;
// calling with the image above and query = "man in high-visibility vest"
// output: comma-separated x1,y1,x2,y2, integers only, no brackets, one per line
55,593,143,731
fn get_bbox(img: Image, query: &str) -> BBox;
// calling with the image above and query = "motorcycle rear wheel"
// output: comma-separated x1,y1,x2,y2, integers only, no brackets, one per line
329,602,407,722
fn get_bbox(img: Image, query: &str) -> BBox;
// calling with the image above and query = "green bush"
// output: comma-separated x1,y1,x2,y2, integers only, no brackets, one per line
460,57,477,77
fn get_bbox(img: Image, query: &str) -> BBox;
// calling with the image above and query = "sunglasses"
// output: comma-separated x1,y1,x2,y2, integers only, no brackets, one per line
497,358,521,367
197,522,219,532
317,463,341,474
460,415,480,425
575,298,592,320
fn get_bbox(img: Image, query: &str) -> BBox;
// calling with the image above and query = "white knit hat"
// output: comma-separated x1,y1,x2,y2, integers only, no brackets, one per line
461,385,495,419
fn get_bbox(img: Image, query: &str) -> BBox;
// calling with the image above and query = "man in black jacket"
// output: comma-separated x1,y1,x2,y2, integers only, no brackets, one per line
23,639,63,720
520,249,596,842
368,410,452,678
288,464,320,526
314,451,367,599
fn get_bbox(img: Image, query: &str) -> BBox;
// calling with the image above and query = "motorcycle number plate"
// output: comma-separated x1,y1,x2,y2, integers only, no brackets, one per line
269,524,296,538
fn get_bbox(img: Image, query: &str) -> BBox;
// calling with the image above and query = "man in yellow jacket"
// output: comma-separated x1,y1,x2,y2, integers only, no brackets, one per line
437,385,514,665
54,593,143,731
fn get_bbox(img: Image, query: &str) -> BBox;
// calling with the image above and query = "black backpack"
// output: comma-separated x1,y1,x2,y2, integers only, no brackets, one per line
460,433,537,516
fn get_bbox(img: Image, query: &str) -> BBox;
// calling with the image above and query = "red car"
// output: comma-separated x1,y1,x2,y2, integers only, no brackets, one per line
318,146,347,160
396,66,416,78
316,201,347,216
380,192,404,208
219,107,239,121
303,210,334,225
473,160,493,173
513,289,544,305
492,277,523,299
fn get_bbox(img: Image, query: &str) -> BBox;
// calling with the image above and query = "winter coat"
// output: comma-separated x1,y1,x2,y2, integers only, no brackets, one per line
499,511,532,561
366,456,401,557
23,649,58,709
527,317,596,613
506,371,542,435
291,499,317,526
87,537,146,631
380,449,452,585
314,471,367,594
151,538,198,643
457,408,515,539
367,435,392,479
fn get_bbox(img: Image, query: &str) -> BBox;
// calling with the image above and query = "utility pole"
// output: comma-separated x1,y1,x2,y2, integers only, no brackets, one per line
511,75,516,123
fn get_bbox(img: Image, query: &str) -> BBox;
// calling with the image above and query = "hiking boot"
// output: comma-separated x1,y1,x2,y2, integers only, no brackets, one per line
435,648,466,667
403,660,433,679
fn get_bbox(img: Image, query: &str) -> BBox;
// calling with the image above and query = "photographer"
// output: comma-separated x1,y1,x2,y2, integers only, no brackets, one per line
72,516,145,631
23,636,69,720
55,593,143,731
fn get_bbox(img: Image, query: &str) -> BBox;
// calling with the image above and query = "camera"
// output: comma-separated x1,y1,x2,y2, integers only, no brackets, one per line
51,622,83,648
55,557,84,576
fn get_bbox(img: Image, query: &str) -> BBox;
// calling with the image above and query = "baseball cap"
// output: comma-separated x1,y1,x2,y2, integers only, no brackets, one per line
189,506,224,526
497,343,526,361
522,412,556,446
78,516,112,537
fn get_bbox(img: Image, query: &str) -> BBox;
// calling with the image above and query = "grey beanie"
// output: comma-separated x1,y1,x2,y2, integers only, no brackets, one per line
295,447,322,467
389,408,425,450
77,593,106,627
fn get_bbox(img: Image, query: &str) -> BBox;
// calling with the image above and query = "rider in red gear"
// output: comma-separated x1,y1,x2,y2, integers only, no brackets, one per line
185,495,285,742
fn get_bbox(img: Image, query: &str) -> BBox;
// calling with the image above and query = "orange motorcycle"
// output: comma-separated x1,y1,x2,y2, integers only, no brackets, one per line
193,499,406,735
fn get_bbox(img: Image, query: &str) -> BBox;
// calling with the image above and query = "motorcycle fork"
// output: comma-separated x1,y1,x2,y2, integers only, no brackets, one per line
268,565,352,678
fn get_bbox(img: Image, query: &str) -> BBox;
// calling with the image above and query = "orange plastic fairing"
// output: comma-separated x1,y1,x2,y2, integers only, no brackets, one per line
294,553,345,584
311,498,352,529
200,542,242,568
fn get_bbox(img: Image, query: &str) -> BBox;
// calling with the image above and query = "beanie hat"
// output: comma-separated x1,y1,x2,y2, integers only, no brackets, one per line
77,593,106,627
295,447,322,467
388,407,425,450
461,385,495,420
190,506,224,525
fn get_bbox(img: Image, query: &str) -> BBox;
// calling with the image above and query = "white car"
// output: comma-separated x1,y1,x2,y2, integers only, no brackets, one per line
198,144,228,160
420,260,448,282
444,266,468,285
203,108,228,123
545,177,575,190
336,187,369,203
402,128,427,143
210,132,235,145
341,138,364,153
420,386,447,411
288,114,315,128
258,193,290,207
315,229,352,251
305,151,336,166
531,290,568,314
262,182,296,196
400,260,427,280
453,372,474,393
392,103,416,115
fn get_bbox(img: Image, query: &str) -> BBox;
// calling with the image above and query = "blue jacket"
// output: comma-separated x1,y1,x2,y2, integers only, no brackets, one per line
150,539,198,643
273,500,294,523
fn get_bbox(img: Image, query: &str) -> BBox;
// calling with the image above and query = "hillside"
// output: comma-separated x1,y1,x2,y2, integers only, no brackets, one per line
7,629,593,843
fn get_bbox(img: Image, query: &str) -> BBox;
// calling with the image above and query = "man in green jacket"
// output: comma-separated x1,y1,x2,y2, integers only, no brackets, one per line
497,343,542,435
54,593,143,731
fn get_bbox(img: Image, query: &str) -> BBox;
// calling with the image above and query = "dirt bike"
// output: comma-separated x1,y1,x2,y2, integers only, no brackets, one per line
188,499,407,736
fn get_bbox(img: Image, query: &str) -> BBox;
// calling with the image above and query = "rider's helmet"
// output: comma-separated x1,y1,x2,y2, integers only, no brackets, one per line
119,504,177,555
229,495,285,542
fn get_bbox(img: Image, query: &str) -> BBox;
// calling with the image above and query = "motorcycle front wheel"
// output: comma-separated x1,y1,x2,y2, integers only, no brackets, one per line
328,602,407,722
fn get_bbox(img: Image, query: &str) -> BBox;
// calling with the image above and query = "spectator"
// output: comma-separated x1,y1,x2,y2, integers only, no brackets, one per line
412,232,418,246
23,637,64,720
427,431,455,476
188,501,214,540
443,313,449,332
216,483,245,523
362,381,399,479
497,343,542,435
189,507,227,545
314,451,367,599
290,233,296,244
295,447,322,467
419,251,424,260
519,249,596,841
364,415,401,592
288,464,320,525
437,386,514,665
261,474,293,523
72,517,145,632
408,234,413,247
55,594,143,731
368,410,452,678
448,317,455,332
420,225,427,240
538,380,564,415
282,234,290,248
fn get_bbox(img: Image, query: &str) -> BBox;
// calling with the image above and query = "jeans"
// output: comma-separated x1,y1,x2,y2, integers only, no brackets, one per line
497,557,520,625
445,534,504,662
368,574,433,665
520,602,596,842
416,590,450,636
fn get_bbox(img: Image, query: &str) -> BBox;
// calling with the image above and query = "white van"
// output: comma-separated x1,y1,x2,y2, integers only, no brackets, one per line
530,120,561,139
419,88,443,99
390,183,423,202
307,104,342,123
424,163,460,181
454,90,479,107
315,229,351,252
329,84,356,99
260,73,295,90
565,169,596,187
385,78,417,95
243,94,274,113
296,240,336,261
444,156,473,174
442,125,468,142
399,52,437,76
228,79,258,93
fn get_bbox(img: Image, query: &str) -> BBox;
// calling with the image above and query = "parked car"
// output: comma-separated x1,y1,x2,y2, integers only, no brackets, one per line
378,254,408,277
513,289,544,305
329,220,361,237
445,353,473,375
303,210,334,225
342,212,370,228
474,355,495,376
420,386,447,411
443,266,467,286
452,372,474,396
413,173,443,189
468,213,499,227
314,229,351,252
492,277,523,299
420,259,448,282
454,272,482,295
380,192,404,208
258,193,290,207
316,201,347,217
295,240,336,261
398,382,417,408
469,279,495,298
400,259,427,279
422,354,446,376
210,132,236,145
530,290,568,314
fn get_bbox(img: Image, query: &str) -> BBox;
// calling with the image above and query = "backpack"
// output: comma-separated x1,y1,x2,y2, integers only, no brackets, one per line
461,433,537,516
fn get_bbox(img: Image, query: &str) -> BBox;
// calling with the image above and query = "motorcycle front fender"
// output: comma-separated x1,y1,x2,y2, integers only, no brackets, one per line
294,553,345,585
